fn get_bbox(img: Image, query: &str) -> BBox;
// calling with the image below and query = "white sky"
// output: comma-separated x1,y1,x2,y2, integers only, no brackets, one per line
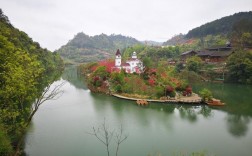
1,0,252,51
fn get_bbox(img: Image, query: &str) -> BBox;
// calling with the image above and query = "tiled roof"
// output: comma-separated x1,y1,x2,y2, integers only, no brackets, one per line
116,49,121,55
197,51,213,56
210,51,233,57
197,50,233,57
180,50,197,56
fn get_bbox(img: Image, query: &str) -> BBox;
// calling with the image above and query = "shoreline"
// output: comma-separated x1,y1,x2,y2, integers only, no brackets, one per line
112,93,203,104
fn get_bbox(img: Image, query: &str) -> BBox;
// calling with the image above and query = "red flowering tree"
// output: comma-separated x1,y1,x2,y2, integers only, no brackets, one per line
98,59,115,73
166,85,175,97
185,86,192,96
148,78,156,86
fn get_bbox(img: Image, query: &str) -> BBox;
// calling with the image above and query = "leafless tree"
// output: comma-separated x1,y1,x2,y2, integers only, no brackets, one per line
115,125,128,156
14,81,66,156
27,81,65,126
88,119,128,156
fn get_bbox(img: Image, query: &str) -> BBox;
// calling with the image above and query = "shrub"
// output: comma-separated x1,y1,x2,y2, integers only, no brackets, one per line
155,86,164,98
115,84,122,93
95,79,102,87
199,88,213,102
168,91,176,97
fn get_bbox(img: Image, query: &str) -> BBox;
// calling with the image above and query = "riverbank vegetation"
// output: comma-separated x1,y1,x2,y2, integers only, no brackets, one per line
0,9,64,155
79,57,194,100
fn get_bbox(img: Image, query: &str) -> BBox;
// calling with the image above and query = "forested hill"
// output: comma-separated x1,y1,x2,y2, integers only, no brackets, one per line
186,11,252,38
0,9,63,155
163,11,252,47
56,32,141,64
162,34,187,46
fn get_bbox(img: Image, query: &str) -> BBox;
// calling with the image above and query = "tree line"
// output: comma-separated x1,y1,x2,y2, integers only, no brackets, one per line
0,9,64,155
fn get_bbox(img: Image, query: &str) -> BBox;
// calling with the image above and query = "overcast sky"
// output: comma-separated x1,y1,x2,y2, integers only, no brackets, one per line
1,0,252,51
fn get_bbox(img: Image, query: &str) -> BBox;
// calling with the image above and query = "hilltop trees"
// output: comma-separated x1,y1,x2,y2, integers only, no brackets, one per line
186,11,252,38
56,32,140,63
231,19,252,47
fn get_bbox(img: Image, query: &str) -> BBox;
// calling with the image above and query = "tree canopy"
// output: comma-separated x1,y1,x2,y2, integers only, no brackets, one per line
226,50,252,84
0,9,63,155
186,11,252,38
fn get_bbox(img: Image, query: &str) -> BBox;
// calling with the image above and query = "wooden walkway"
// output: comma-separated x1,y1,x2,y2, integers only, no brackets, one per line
112,93,202,104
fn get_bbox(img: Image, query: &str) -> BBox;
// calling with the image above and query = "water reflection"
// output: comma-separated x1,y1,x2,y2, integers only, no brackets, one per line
67,66,252,138
198,105,213,118
226,115,250,137
193,82,252,138
62,65,88,90
25,67,252,156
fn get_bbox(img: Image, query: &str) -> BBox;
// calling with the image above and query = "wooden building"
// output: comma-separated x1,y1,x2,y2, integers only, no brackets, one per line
180,47,234,63
198,47,233,63
180,50,197,61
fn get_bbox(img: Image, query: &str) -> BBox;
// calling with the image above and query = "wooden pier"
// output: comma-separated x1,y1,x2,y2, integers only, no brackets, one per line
112,93,202,105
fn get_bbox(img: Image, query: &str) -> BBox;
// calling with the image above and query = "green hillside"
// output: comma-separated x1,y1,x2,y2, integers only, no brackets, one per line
163,11,252,48
0,9,63,155
56,32,141,63
186,11,252,38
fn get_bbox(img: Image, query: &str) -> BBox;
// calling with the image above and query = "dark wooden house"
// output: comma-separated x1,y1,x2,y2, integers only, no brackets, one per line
180,50,197,61
197,49,234,63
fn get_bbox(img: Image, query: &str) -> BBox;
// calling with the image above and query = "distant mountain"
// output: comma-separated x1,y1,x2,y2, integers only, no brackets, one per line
56,33,141,63
186,11,252,38
141,40,163,46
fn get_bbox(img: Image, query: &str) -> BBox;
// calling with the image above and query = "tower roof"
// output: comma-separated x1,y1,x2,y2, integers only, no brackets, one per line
116,49,121,56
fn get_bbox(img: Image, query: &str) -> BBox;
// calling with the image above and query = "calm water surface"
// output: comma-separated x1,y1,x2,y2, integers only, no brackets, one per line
24,66,252,156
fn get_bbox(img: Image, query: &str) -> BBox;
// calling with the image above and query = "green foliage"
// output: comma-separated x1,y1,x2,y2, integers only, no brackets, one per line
94,66,109,79
226,50,252,84
114,84,122,93
177,70,202,83
0,123,12,155
199,88,213,102
0,9,63,153
142,57,153,69
122,44,145,58
231,19,252,47
155,86,165,98
241,32,252,46
110,72,124,84
175,62,184,72
123,45,181,65
186,56,203,73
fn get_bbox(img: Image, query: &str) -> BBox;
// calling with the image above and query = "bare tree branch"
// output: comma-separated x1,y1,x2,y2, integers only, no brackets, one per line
87,119,128,156
87,118,114,156
14,80,66,156
115,124,128,156
27,81,66,126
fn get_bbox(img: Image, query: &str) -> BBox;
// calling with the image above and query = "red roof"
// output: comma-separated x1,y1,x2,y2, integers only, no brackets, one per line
116,49,121,56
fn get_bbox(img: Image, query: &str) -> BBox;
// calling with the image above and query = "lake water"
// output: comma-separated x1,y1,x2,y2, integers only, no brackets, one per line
24,66,252,156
